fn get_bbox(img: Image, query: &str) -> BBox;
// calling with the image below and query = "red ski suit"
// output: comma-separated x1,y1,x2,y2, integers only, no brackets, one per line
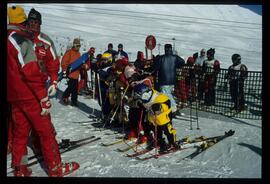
8,31,60,154
32,31,60,82
7,24,62,170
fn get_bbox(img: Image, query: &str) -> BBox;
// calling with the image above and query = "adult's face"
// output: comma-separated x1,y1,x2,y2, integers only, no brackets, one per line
73,43,81,51
27,19,40,33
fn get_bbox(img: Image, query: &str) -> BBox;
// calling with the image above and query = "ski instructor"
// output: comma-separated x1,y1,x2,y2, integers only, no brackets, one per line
7,5,79,177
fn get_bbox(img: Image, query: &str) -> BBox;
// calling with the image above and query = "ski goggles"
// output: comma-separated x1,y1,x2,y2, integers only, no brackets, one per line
134,88,152,103
74,44,81,48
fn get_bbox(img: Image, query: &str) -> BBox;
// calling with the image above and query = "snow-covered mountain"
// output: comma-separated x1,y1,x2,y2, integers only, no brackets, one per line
11,3,262,71
7,4,262,178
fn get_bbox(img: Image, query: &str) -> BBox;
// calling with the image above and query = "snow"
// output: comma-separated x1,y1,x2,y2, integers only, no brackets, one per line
6,4,262,178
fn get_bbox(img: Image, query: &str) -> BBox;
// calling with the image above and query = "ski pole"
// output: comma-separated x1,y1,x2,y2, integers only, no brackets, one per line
97,72,104,120
120,86,124,134
136,109,144,151
189,75,193,130
195,79,200,130
103,84,129,128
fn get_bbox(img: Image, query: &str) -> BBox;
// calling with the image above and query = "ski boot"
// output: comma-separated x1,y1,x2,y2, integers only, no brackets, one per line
13,165,32,177
137,133,147,144
62,97,69,105
48,162,80,177
158,138,170,153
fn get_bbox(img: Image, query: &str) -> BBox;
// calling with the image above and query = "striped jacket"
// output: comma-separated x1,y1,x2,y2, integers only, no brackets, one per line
7,24,48,102
32,32,60,82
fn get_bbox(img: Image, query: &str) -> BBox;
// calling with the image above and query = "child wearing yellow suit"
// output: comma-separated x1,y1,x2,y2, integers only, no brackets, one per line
133,83,179,152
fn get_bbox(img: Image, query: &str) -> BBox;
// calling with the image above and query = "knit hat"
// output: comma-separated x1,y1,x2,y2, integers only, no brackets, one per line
7,5,27,24
28,8,42,25
108,43,113,48
118,43,123,48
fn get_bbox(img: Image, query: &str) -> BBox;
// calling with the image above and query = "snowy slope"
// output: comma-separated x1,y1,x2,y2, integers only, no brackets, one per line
6,4,262,178
11,3,262,70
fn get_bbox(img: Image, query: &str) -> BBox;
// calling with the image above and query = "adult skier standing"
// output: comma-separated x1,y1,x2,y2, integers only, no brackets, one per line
153,44,185,116
195,48,207,102
225,54,248,112
116,43,129,60
104,43,118,58
202,48,221,106
8,7,60,155
7,5,79,177
61,38,81,106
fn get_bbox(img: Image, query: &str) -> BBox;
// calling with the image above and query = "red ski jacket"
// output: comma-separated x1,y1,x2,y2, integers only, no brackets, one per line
32,32,60,83
7,24,48,102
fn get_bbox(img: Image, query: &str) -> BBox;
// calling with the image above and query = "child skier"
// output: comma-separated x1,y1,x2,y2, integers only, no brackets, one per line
133,83,179,152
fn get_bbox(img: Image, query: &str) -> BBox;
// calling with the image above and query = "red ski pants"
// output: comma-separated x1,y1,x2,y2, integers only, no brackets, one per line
10,100,61,170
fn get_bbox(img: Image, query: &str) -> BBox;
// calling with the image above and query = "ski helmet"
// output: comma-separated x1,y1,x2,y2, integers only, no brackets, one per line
101,52,113,63
28,8,42,25
231,53,241,65
133,83,153,103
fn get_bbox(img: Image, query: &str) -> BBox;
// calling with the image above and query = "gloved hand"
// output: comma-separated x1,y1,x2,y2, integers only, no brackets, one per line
48,81,58,96
62,71,67,78
40,97,51,116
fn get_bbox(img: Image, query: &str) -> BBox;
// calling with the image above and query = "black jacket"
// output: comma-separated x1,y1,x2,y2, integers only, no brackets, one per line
154,48,185,86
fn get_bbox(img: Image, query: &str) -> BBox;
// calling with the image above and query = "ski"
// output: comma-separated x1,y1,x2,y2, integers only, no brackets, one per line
135,146,185,161
126,146,156,157
72,120,97,124
8,137,101,175
179,129,235,161
101,138,135,147
125,136,190,158
27,136,96,161
116,141,147,152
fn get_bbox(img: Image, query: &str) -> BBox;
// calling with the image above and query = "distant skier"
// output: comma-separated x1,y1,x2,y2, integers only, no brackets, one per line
225,54,248,112
96,52,114,118
195,48,207,102
116,43,129,60
202,48,221,106
104,43,118,58
78,47,95,95
133,83,180,152
61,38,82,106
186,53,197,101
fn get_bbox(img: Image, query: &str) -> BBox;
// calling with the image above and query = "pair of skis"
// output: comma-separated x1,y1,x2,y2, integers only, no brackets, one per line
7,135,101,175
125,130,235,161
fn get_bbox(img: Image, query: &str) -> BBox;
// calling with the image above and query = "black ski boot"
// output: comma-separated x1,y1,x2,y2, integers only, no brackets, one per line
158,138,169,153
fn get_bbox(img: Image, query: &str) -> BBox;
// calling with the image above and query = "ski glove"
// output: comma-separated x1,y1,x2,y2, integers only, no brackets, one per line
48,81,58,96
40,97,52,116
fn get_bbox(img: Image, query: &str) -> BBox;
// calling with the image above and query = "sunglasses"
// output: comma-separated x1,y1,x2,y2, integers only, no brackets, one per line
74,44,81,48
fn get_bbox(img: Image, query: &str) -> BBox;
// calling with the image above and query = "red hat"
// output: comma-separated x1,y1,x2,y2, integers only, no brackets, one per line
89,47,95,54
116,57,129,66
187,56,195,65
